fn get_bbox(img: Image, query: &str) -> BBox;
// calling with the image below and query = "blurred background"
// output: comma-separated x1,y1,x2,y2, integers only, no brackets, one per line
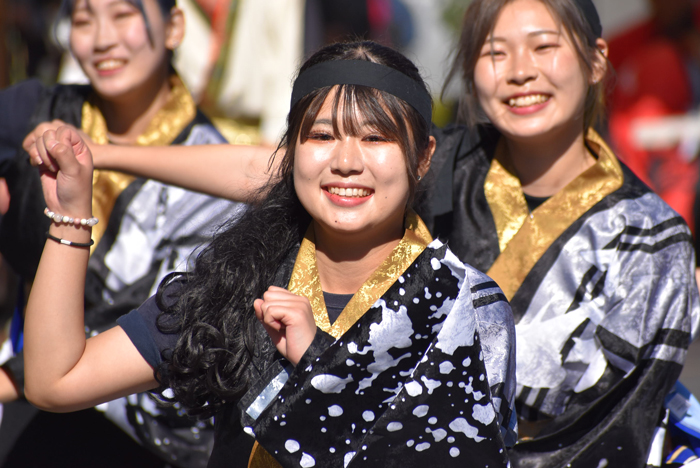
0,0,698,417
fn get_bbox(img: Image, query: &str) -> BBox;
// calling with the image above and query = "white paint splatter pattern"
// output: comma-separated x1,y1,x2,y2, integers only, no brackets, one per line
300,453,316,467
449,418,486,443
413,405,429,417
285,439,300,453
311,374,354,394
328,405,343,417
472,403,496,425
387,422,403,432
354,300,414,392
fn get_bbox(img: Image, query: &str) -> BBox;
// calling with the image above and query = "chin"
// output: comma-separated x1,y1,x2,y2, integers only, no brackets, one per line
497,119,564,141
92,83,141,102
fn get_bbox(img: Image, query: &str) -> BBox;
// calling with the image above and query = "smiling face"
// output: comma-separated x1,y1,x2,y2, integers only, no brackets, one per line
473,0,594,142
69,0,180,102
293,90,413,242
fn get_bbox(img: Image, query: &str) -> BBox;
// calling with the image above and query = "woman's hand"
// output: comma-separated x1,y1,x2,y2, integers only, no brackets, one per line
254,286,317,366
29,125,94,220
23,120,94,169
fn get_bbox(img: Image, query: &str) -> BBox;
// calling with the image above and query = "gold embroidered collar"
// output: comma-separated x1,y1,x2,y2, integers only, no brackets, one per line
81,75,196,251
287,210,433,338
485,129,623,300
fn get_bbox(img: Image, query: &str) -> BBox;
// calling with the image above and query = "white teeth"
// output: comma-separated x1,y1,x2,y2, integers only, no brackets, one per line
508,94,549,107
328,187,370,197
96,59,125,71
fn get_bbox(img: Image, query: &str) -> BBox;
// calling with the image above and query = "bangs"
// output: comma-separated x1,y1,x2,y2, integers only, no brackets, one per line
297,85,412,153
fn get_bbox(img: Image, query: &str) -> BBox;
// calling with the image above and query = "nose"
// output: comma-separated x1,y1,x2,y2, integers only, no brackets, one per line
94,16,118,52
330,137,364,175
506,47,538,85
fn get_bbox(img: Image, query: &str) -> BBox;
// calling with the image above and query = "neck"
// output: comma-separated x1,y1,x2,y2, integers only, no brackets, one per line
504,126,596,197
313,220,404,295
96,71,172,145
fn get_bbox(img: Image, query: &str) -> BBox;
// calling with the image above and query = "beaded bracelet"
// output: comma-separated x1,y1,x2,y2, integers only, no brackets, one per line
44,207,99,227
46,232,94,248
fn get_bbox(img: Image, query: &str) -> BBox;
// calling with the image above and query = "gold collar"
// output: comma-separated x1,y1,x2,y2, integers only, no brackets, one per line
485,129,623,300
288,210,433,338
82,75,197,251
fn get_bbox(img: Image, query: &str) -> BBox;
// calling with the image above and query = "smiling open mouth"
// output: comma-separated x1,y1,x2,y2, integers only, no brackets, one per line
507,94,550,108
96,59,127,71
326,187,372,198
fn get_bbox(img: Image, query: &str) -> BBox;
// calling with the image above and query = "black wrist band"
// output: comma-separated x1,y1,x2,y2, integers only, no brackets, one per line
46,232,94,248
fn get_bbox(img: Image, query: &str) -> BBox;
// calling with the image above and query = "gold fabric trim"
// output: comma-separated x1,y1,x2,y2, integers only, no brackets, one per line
82,75,197,252
288,211,432,339
248,442,279,468
247,212,433,468
486,129,624,300
484,139,530,253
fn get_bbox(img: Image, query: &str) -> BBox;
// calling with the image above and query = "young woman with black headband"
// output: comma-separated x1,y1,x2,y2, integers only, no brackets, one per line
22,41,517,468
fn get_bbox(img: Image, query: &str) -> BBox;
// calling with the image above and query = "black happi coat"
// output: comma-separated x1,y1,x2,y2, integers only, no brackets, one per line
244,239,514,467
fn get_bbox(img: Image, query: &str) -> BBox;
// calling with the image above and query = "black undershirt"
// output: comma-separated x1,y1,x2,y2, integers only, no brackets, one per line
523,192,550,212
323,291,353,324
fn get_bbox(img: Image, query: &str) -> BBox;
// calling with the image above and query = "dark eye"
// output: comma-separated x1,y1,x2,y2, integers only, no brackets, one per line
307,131,333,141
114,10,136,20
481,49,505,58
536,43,558,51
364,134,390,143
71,15,92,27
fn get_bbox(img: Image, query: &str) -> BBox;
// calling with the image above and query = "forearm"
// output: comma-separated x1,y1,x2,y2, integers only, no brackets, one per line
23,223,92,408
23,127,158,411
93,143,280,202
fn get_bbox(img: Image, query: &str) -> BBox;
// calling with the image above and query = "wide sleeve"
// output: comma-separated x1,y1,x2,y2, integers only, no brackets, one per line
513,202,700,468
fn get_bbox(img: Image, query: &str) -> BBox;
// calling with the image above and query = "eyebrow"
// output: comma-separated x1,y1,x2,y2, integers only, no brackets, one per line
312,118,373,128
312,119,333,126
486,29,561,42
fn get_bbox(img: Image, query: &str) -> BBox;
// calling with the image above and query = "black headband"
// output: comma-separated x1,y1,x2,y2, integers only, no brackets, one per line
290,60,433,125
574,0,602,38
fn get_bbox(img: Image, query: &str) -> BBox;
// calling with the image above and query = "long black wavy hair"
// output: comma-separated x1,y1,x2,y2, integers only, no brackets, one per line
154,40,433,418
